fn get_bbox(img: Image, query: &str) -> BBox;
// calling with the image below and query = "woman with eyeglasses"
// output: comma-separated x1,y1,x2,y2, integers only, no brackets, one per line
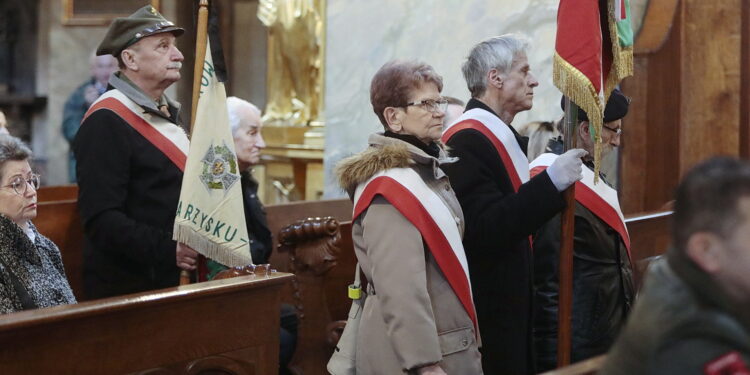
334,60,482,375
0,135,76,314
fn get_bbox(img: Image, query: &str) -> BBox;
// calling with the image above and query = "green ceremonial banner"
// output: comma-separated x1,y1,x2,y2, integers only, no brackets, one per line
173,40,253,267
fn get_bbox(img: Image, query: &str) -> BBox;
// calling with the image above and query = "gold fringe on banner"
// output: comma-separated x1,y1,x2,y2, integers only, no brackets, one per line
553,53,605,183
173,222,252,268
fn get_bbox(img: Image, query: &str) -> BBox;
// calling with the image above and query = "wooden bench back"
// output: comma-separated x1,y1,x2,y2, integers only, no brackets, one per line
266,198,352,271
34,199,85,300
37,185,78,202
625,210,673,288
539,355,606,375
0,274,292,374
31,196,354,301
28,189,673,374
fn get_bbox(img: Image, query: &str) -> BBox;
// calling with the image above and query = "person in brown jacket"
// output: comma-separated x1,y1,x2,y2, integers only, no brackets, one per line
335,60,482,375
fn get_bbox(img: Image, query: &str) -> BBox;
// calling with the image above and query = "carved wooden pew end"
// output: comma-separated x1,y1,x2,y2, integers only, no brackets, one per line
278,216,341,275
212,216,349,375
279,217,348,375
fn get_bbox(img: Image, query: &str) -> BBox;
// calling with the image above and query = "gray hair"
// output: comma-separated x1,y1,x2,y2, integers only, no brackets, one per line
226,96,261,136
462,33,531,98
0,135,32,179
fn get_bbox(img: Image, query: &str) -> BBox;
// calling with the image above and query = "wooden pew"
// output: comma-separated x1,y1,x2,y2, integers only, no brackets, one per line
31,196,355,374
35,184,82,298
0,273,292,374
30,191,673,374
32,197,353,301
624,210,673,288
35,199,84,300
269,217,355,375
37,184,78,202
266,198,352,271
539,355,606,375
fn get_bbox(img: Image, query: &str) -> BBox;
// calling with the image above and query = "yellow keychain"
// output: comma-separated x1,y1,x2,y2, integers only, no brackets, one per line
348,284,361,300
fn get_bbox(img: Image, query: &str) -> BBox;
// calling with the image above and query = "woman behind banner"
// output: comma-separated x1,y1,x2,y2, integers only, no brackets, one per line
0,135,76,313
335,60,482,375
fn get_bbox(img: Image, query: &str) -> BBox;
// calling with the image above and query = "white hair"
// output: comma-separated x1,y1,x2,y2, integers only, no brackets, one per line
226,96,261,135
462,33,531,98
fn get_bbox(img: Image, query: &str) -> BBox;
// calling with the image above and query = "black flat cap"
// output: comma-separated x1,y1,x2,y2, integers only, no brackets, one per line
96,5,184,57
561,88,630,123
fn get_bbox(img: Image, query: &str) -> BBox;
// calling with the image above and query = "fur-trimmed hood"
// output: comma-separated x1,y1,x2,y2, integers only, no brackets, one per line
335,132,456,196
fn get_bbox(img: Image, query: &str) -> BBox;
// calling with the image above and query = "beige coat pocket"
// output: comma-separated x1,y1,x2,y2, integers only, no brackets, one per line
438,327,475,356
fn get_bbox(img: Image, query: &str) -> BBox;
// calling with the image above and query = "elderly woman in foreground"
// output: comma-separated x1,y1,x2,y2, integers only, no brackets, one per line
0,135,76,313
335,60,482,374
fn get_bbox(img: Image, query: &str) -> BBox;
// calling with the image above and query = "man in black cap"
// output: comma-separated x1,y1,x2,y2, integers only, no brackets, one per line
531,88,635,371
73,5,195,298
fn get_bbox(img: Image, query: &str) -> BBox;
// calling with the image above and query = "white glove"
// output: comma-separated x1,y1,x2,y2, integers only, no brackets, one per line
546,149,587,192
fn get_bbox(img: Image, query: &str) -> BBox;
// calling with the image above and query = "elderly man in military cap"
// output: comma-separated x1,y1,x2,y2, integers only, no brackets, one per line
72,5,195,298
531,89,634,371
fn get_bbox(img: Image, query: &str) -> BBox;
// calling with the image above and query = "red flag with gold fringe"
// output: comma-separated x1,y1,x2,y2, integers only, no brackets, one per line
554,0,633,180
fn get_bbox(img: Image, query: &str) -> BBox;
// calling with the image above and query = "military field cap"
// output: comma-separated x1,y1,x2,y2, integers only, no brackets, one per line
96,5,184,57
560,88,630,123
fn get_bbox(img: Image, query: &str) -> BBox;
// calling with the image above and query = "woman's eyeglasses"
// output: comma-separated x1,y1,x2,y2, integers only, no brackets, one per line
2,173,40,195
404,98,449,113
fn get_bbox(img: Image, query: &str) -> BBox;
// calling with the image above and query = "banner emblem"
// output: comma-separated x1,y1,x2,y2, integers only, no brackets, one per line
200,141,239,193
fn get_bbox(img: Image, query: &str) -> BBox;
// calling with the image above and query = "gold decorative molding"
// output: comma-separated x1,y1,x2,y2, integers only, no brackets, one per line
61,0,161,26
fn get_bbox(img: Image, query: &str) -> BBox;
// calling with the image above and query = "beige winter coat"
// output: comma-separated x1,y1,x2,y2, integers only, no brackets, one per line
336,133,483,374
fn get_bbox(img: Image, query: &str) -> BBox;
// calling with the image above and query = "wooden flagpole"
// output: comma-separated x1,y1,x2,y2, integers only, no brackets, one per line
190,0,210,134
179,0,210,286
557,97,579,366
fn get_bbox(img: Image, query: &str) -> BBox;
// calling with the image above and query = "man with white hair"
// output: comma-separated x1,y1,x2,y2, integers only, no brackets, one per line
201,97,296,375
62,53,118,182
441,34,586,374
73,5,193,298
205,96,270,277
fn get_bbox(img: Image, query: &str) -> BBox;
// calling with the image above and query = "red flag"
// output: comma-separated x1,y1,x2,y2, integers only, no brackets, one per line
554,0,633,179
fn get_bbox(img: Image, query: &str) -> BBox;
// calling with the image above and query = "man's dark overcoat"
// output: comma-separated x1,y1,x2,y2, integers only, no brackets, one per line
442,99,565,374
73,73,185,299
601,255,750,375
533,199,635,371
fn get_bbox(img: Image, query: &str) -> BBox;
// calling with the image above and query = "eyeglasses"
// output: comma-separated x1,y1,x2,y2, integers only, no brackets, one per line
2,173,40,195
602,124,622,136
404,98,449,114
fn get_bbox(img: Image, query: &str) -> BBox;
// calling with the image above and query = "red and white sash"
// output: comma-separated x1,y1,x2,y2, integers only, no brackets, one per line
442,108,530,191
353,168,478,336
530,153,631,258
83,90,189,171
